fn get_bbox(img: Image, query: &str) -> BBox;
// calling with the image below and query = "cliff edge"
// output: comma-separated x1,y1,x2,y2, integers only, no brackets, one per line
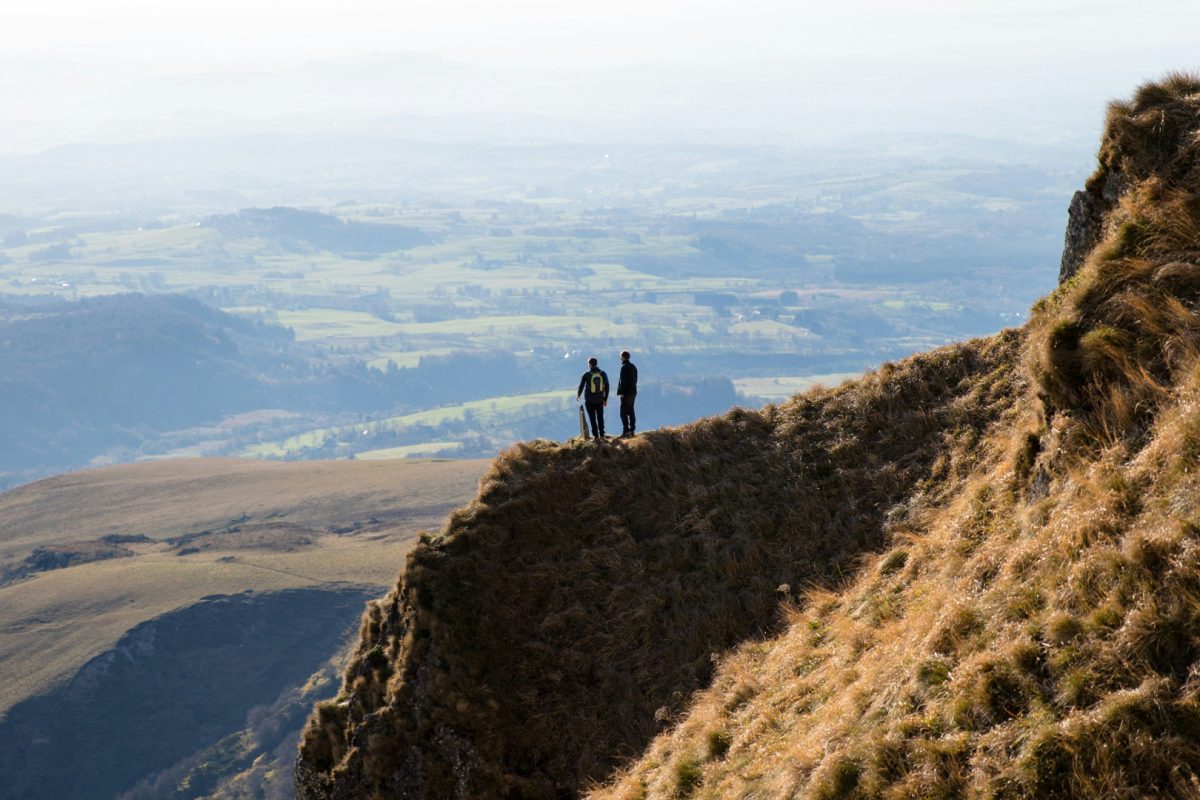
297,73,1200,799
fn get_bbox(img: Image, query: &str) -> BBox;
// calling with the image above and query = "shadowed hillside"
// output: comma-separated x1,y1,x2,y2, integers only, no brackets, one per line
0,588,372,800
585,73,1200,799
296,74,1200,799
295,332,1024,797
0,457,487,800
0,293,414,485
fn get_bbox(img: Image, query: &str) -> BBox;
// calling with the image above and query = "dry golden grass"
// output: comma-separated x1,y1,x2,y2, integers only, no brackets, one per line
293,74,1200,800
583,73,1200,799
297,333,1025,799
0,457,482,560
0,457,487,718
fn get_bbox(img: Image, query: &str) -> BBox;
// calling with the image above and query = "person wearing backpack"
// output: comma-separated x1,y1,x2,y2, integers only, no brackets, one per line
576,356,609,440
617,350,638,438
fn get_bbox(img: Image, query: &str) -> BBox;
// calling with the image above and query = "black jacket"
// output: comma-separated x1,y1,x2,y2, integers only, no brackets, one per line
578,368,609,402
617,361,638,396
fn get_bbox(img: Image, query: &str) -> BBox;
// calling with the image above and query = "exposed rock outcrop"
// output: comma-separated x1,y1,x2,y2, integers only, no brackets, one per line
1058,174,1121,283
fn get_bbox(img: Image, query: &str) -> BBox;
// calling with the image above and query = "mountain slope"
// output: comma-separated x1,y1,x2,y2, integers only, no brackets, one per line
294,334,1024,798
296,74,1200,799
0,293,410,484
0,457,487,800
588,73,1200,799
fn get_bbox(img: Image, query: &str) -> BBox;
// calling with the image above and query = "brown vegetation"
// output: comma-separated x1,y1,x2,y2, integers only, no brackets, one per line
0,457,487,716
295,74,1200,800
0,455,487,800
587,72,1200,799
296,332,1025,798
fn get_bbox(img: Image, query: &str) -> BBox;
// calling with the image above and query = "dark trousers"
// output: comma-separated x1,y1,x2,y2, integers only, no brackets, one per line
585,400,605,437
620,394,636,433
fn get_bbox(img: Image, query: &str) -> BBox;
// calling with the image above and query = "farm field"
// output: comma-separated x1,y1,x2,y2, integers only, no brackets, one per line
0,139,1072,478
732,372,862,402
239,390,571,458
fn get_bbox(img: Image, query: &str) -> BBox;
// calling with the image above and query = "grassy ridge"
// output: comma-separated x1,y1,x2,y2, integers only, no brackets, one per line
296,74,1200,800
0,457,487,799
0,457,486,714
586,73,1200,799
295,330,1023,798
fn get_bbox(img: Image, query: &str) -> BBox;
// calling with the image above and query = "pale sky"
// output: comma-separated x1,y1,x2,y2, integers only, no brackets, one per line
3,0,1197,71
1,0,1198,153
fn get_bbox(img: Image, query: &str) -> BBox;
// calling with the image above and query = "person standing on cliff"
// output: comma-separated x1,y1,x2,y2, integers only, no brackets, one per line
576,356,609,440
617,350,638,438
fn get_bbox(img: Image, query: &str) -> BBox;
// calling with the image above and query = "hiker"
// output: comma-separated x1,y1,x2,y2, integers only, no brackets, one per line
576,356,609,439
617,350,638,437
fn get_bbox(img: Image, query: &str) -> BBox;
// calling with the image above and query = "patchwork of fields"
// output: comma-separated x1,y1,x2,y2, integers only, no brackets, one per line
0,142,1070,472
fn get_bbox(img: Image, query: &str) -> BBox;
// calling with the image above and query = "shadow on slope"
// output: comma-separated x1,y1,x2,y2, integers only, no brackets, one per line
0,587,373,800
296,328,1024,798
585,73,1200,800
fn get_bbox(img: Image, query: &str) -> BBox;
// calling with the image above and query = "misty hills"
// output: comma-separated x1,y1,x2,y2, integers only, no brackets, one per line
0,284,748,486
205,207,430,255
0,293,399,482
295,74,1200,798
1,294,287,473
0,291,548,485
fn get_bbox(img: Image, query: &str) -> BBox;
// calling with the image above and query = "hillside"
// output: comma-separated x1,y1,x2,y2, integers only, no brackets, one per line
0,291,746,486
205,207,431,255
0,293,415,485
0,456,487,800
295,74,1200,799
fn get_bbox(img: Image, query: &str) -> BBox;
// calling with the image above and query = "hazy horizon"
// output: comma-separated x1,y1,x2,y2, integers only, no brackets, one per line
2,1,1198,154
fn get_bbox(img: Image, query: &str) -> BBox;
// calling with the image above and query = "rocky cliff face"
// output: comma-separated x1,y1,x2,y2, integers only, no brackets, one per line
296,73,1200,799
1058,172,1122,284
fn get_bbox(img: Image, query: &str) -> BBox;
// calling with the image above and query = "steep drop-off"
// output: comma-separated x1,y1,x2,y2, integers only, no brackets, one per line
0,589,371,800
295,326,1023,797
588,73,1200,799
0,457,487,800
298,74,1200,799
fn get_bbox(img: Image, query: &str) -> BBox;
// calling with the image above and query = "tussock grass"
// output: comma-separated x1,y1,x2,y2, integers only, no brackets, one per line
579,74,1200,799
297,335,1023,798
298,74,1200,800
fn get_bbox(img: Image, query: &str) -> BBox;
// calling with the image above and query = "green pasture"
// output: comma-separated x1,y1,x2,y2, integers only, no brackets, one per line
240,389,571,458
354,442,464,459
367,348,459,370
274,309,406,341
882,298,954,312
727,319,814,339
733,373,862,403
